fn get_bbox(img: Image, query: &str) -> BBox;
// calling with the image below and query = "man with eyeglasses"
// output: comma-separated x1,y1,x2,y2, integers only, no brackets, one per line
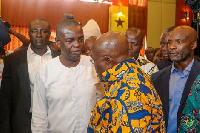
0,18,60,133
87,32,166,132
125,28,158,76
31,18,103,133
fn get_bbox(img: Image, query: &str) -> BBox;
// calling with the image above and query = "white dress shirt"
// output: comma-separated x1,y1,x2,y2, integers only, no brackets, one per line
31,55,103,133
27,45,53,112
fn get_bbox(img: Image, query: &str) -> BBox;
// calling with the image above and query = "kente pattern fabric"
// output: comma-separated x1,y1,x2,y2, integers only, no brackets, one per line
87,58,166,133
136,56,158,76
178,75,200,133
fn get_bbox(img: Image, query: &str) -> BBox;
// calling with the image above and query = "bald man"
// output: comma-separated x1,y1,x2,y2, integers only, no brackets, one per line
87,32,165,132
125,28,158,76
84,36,97,56
31,18,103,133
151,25,200,132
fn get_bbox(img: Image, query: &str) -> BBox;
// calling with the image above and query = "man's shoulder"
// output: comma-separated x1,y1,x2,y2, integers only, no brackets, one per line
156,60,172,70
152,65,171,80
193,58,200,68
79,55,93,66
4,48,27,62
37,57,59,75
138,56,156,66
50,49,60,58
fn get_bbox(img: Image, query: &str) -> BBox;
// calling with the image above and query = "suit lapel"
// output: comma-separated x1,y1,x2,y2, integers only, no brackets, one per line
18,49,29,82
161,66,171,121
179,60,200,108
176,60,200,127
17,49,31,102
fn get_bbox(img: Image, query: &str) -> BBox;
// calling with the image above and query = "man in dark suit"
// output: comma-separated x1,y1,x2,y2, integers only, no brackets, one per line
0,18,59,133
151,25,200,133
156,26,176,70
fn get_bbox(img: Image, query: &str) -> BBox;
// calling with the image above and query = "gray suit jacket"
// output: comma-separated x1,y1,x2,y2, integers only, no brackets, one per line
151,59,200,131
0,47,59,133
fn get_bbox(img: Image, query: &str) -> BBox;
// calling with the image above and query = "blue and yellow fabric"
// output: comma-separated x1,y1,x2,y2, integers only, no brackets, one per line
87,58,166,133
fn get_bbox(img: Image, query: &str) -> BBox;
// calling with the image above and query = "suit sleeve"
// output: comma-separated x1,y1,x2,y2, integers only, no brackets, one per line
0,56,12,133
31,71,48,133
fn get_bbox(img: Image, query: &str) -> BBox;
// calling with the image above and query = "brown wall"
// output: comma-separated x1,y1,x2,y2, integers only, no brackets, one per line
128,4,147,36
1,0,109,33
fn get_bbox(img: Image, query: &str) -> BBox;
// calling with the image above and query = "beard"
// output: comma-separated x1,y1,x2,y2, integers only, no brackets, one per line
169,49,191,62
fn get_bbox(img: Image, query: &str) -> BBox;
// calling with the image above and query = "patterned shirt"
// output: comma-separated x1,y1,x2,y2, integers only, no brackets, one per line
87,58,166,133
136,56,159,76
178,75,200,133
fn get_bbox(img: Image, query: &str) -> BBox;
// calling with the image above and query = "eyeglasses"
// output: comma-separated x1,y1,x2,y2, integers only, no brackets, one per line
90,55,107,64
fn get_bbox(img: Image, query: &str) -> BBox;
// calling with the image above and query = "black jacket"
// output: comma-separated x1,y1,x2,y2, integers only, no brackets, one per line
0,47,59,133
151,59,200,131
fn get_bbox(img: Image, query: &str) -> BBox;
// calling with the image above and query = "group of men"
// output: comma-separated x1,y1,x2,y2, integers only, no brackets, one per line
0,16,199,133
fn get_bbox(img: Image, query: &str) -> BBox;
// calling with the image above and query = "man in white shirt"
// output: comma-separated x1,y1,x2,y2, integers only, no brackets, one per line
125,28,159,76
31,18,103,133
0,18,59,133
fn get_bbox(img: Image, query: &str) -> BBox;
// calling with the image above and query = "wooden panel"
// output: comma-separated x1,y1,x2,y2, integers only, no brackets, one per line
147,1,162,48
1,0,109,33
128,5,147,36
161,2,175,32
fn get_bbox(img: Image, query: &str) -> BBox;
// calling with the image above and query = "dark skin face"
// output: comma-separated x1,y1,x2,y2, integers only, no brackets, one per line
56,25,84,67
125,31,143,60
153,49,163,63
28,20,50,55
91,50,110,79
168,26,197,71
145,47,154,61
84,36,96,56
160,32,170,60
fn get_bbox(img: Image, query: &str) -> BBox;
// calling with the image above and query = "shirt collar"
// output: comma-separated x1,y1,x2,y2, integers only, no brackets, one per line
27,44,51,57
171,58,194,75
101,58,137,91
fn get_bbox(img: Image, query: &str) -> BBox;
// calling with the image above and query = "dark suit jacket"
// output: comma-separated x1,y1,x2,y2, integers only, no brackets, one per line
0,47,59,133
151,59,200,131
156,59,172,70
0,20,11,46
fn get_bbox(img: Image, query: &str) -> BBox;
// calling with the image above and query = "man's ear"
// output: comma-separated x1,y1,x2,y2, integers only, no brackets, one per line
105,56,115,69
105,56,112,64
55,37,61,49
191,40,197,50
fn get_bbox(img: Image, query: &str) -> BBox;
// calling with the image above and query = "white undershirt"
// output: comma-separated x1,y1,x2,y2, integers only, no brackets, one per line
31,55,104,133
27,45,53,112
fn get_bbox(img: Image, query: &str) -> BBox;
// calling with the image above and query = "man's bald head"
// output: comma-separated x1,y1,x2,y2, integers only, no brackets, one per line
91,32,130,79
125,28,143,43
29,18,51,30
171,25,197,42
84,36,97,56
93,32,129,60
